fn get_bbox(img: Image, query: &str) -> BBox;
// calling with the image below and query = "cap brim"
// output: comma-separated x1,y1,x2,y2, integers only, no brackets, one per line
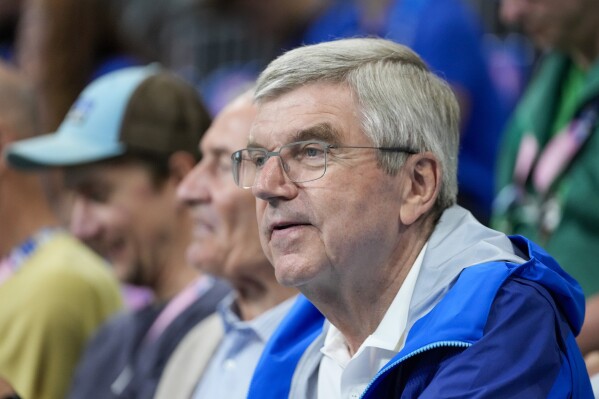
5,133,126,170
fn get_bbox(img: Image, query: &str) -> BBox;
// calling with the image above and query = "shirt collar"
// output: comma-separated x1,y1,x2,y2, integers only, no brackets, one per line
218,293,298,342
0,227,63,273
321,243,428,363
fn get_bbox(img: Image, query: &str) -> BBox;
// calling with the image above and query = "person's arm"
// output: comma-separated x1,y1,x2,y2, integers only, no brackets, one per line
1,258,121,399
420,278,588,397
577,293,599,356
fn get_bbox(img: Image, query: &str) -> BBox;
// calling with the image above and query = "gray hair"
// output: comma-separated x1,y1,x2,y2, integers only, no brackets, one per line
254,37,460,211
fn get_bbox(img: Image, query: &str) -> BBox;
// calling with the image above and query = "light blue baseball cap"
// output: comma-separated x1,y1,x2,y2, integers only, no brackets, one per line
6,64,210,169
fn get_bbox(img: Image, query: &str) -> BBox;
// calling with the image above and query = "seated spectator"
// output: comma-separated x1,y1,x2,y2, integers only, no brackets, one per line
5,64,229,399
493,0,599,369
154,90,299,399
0,62,122,399
239,37,592,398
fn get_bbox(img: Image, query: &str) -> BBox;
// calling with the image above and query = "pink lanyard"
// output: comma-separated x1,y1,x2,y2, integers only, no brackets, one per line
141,275,214,346
513,98,599,195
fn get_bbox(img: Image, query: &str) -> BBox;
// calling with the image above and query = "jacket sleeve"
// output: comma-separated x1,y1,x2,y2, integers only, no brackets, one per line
419,277,588,398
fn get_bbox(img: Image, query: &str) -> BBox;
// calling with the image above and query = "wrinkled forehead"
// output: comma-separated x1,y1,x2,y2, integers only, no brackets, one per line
202,99,258,155
249,84,363,149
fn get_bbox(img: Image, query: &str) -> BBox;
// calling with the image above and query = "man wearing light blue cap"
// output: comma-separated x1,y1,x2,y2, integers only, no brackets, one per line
6,64,230,398
0,61,123,399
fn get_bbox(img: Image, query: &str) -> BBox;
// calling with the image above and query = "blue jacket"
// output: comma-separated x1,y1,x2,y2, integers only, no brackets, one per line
248,206,592,398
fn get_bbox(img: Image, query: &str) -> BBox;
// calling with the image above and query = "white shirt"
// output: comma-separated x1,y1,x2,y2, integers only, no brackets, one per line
192,294,296,399
317,243,428,399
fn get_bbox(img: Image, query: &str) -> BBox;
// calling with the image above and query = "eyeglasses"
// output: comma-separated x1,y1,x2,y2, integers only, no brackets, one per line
231,140,417,189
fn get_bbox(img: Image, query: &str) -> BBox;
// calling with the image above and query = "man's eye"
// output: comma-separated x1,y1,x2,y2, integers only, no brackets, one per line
81,188,109,204
303,146,324,158
299,144,325,159
251,154,267,167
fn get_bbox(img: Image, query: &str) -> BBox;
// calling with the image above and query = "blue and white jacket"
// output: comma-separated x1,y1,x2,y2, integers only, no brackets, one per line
247,206,593,398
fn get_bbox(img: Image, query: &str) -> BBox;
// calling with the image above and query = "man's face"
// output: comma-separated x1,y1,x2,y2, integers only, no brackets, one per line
500,0,590,50
250,83,404,289
67,161,179,287
177,98,267,281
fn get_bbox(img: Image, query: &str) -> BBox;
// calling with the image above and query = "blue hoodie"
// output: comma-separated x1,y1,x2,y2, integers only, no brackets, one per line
248,206,593,398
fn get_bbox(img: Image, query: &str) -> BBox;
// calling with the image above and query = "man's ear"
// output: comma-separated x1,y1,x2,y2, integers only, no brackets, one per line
399,152,441,225
168,151,197,183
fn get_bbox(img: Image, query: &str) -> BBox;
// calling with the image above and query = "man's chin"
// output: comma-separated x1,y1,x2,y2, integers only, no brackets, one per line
112,263,141,286
274,261,314,288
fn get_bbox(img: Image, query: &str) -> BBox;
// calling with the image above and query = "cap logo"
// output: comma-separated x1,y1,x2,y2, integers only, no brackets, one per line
67,98,94,124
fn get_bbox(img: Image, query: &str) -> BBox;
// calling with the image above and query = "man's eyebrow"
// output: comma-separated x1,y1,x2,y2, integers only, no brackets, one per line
292,123,342,144
247,123,343,148
205,147,229,157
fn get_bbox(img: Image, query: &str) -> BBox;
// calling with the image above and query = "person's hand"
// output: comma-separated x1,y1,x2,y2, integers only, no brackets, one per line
585,350,599,376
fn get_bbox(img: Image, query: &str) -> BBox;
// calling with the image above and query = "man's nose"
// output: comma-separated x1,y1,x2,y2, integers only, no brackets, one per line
252,156,297,202
177,162,210,205
69,196,102,241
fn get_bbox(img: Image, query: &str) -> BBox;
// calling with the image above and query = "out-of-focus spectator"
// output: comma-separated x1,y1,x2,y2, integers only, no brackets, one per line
9,0,146,235
493,2,599,387
493,0,599,349
0,61,122,399
5,64,229,399
227,0,337,48
14,0,145,132
116,0,275,116
154,90,298,399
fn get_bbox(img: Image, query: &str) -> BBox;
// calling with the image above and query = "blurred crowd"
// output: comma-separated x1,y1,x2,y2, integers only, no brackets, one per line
1,0,599,398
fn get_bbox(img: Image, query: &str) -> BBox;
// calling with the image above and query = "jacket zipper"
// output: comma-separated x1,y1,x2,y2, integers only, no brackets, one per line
359,340,472,399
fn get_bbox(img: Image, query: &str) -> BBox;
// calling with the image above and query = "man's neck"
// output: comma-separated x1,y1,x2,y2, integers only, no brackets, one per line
152,214,200,302
303,223,432,356
233,274,298,322
153,261,200,302
1,173,60,256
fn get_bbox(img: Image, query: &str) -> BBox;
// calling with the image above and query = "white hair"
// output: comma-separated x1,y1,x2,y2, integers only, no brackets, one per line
254,37,460,211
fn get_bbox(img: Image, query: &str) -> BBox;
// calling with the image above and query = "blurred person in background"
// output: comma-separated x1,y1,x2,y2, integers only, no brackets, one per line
5,64,229,399
116,0,268,115
0,61,122,399
11,0,148,259
494,0,599,375
227,0,336,49
15,0,146,132
120,0,336,116
154,90,299,399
